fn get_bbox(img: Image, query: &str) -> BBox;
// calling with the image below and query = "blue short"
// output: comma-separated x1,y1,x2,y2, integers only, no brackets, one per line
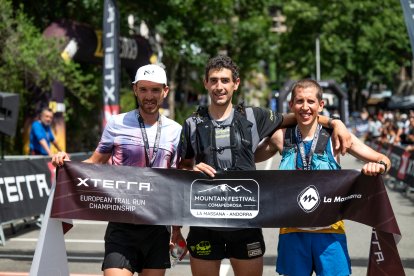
276,232,351,276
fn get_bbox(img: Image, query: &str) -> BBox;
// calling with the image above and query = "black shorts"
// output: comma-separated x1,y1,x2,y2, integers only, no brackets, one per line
102,222,171,273
186,227,265,260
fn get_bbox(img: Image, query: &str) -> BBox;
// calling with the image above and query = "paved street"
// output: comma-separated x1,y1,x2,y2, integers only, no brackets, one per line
0,154,413,275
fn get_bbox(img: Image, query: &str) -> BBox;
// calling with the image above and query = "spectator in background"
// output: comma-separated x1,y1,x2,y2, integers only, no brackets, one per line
397,113,409,146
397,113,410,131
366,115,382,142
360,108,369,121
405,115,414,151
29,107,61,156
384,110,394,121
376,109,384,122
379,119,400,145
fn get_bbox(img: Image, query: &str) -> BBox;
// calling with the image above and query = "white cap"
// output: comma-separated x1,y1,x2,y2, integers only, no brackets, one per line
132,64,167,85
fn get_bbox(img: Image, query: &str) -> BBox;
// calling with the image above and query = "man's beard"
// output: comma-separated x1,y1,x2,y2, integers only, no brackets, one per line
138,99,160,115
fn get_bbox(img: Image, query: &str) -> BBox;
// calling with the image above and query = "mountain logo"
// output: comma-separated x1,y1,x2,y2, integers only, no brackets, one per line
190,179,259,219
297,185,320,213
198,184,252,194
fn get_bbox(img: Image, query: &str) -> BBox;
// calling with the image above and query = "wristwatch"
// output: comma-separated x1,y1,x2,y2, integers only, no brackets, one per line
377,160,387,175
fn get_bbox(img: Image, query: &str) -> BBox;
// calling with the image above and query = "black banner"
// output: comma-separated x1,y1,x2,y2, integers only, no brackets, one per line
43,20,152,77
102,0,120,124
51,161,405,275
0,153,91,223
51,162,398,229
0,158,52,222
367,141,414,184
400,0,414,58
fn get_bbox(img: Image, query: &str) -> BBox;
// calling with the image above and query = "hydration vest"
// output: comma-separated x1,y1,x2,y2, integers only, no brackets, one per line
192,104,256,171
279,126,341,170
279,126,344,234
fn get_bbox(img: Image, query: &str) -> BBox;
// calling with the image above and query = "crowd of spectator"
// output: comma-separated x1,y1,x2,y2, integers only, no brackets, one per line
360,109,414,151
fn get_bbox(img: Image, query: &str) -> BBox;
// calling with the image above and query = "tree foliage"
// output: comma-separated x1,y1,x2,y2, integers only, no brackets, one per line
0,0,98,154
122,0,277,118
0,0,411,154
130,0,275,78
277,0,410,109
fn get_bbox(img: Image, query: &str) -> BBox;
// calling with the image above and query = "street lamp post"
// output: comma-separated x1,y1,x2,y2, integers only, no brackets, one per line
316,34,320,81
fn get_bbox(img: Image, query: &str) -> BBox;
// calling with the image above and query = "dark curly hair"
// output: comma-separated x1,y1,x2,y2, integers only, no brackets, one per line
204,55,239,82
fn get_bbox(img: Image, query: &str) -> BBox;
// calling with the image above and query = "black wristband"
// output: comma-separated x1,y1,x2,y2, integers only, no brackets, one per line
377,160,387,175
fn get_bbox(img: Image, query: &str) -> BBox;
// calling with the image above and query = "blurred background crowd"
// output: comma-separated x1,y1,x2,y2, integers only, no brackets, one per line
350,109,414,151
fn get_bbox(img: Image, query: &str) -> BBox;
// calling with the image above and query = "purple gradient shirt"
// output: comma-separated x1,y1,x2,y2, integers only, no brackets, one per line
96,110,181,168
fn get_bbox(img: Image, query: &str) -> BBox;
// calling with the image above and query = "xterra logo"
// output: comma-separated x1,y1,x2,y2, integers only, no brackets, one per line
76,178,151,191
297,185,320,213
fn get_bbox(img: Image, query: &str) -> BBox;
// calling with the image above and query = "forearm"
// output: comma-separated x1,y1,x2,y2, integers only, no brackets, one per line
255,140,278,163
53,141,62,152
39,139,52,156
349,135,391,172
279,113,296,128
324,117,352,155
255,130,283,163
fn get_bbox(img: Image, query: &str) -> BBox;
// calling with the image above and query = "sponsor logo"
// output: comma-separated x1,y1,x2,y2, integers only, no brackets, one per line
299,185,363,208
269,110,274,121
323,194,362,203
247,242,263,257
76,178,151,191
191,241,212,256
371,230,384,264
297,185,320,213
0,174,50,204
190,179,259,219
103,0,117,105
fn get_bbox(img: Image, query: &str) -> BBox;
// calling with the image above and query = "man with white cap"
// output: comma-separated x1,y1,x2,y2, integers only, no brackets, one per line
52,64,186,276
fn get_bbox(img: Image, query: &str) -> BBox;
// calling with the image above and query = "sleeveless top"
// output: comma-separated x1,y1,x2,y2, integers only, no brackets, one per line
279,126,345,234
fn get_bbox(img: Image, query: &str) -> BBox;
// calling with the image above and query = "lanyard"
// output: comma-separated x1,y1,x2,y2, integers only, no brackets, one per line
296,124,321,170
136,110,162,167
